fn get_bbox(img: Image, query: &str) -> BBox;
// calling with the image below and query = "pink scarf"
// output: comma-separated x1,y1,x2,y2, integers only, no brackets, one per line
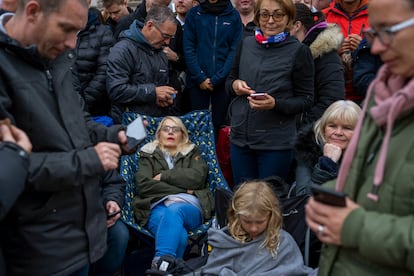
335,65,414,201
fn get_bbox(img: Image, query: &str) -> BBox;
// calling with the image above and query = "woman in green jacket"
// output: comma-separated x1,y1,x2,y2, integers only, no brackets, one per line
305,0,414,274
133,116,213,274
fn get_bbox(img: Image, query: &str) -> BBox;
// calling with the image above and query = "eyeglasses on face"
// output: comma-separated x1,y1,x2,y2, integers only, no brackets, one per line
154,24,175,40
364,17,414,46
160,125,181,133
258,11,286,22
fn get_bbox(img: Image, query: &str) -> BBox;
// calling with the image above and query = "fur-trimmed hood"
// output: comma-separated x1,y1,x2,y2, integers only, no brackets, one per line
308,24,343,60
294,124,323,167
140,141,195,157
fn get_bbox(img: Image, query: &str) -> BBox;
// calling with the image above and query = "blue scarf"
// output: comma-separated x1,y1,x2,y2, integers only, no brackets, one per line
255,28,289,44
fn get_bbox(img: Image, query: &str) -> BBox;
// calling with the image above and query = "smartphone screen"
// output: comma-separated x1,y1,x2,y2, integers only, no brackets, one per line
250,93,266,100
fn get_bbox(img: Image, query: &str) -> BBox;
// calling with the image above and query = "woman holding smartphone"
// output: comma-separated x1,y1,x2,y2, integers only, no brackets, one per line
226,0,314,187
306,0,414,274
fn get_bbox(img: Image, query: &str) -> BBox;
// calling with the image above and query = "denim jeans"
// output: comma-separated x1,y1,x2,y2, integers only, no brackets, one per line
230,144,293,187
146,202,202,258
90,220,130,276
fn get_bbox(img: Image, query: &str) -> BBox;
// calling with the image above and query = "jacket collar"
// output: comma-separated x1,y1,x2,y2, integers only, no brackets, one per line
141,141,195,156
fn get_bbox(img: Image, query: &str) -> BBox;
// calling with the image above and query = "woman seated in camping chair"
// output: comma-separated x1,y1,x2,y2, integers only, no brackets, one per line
132,116,214,275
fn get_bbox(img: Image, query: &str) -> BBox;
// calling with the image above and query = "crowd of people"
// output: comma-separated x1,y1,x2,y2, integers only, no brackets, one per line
1,0,414,275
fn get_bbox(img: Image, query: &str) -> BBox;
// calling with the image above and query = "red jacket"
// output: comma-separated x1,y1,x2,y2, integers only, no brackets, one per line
323,0,369,103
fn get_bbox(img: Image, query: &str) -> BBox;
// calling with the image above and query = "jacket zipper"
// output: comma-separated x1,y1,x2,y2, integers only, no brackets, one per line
45,69,53,94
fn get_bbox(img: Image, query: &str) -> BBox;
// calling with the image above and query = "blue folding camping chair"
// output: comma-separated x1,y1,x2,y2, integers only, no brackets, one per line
119,110,231,274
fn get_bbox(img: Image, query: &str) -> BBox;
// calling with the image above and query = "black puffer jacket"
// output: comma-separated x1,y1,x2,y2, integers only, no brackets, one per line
297,24,345,128
107,20,184,122
74,9,115,116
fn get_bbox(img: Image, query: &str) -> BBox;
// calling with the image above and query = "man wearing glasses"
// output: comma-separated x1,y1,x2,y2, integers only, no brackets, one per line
106,5,179,123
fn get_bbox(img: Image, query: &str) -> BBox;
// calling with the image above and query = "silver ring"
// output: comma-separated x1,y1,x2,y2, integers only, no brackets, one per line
317,224,325,235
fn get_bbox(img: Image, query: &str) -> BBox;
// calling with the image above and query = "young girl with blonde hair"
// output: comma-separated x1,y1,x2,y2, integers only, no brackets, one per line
201,181,313,275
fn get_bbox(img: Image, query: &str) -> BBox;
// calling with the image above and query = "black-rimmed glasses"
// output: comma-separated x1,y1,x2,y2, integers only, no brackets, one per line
364,17,414,46
258,11,286,22
154,24,175,40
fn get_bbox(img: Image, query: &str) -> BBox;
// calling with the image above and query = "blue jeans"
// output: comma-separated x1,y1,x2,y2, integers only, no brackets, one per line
146,202,202,258
230,144,293,187
90,220,130,276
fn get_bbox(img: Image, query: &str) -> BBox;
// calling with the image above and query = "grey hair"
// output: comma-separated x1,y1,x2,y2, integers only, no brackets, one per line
313,100,361,145
145,5,177,26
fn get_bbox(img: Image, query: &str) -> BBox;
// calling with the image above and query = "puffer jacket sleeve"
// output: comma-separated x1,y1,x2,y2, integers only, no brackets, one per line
275,44,315,115
106,40,156,105
82,26,115,112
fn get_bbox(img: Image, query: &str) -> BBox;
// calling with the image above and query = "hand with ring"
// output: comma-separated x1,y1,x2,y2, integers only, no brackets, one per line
317,224,325,236
305,196,359,245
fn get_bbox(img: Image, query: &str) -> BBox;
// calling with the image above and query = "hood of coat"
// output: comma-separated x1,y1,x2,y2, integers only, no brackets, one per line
120,19,156,51
308,24,343,60
294,124,323,167
140,141,195,157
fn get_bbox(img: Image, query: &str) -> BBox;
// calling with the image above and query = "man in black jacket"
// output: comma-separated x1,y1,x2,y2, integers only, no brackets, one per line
0,0,130,274
113,0,188,109
0,123,31,275
107,5,180,122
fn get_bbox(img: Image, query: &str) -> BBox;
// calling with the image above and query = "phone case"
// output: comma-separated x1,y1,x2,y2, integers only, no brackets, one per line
311,184,346,207
126,116,147,149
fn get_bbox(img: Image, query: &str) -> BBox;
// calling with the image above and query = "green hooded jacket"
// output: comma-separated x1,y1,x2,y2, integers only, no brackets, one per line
318,94,414,275
132,141,213,226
